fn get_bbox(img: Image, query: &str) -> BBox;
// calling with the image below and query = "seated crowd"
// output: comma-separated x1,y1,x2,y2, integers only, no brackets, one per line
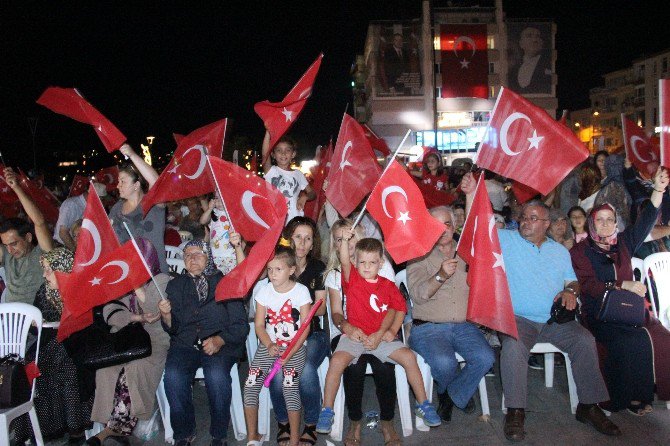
2,137,670,446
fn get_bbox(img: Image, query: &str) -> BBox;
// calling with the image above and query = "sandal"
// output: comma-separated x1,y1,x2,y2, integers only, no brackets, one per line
276,421,291,446
344,420,361,446
627,401,653,416
299,424,318,445
381,420,402,446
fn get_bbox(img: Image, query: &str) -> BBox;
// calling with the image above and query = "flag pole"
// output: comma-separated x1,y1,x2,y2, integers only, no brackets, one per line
453,174,484,258
205,155,236,234
123,222,167,301
472,87,503,167
351,128,412,229
0,150,7,167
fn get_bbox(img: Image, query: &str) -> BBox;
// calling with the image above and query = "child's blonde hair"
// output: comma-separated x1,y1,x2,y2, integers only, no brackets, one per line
324,218,365,281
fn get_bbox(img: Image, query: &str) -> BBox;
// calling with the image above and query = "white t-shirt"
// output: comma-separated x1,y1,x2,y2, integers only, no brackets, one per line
324,258,395,339
264,166,308,224
254,281,311,348
208,208,236,275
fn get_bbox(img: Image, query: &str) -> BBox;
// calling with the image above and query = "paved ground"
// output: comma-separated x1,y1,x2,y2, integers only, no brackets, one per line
34,358,670,446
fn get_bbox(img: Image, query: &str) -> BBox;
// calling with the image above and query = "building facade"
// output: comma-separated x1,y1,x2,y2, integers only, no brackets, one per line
353,0,558,165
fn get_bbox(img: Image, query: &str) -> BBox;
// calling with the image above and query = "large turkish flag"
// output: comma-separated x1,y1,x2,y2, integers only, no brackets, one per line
440,24,488,99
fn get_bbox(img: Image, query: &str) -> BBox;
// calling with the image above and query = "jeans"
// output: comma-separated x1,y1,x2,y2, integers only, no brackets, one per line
409,321,494,408
163,344,236,441
270,330,329,425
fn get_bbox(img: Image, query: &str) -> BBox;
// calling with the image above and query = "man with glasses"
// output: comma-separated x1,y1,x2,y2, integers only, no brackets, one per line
461,174,621,442
407,205,495,422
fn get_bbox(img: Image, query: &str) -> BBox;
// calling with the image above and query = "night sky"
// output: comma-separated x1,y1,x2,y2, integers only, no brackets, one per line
2,1,669,174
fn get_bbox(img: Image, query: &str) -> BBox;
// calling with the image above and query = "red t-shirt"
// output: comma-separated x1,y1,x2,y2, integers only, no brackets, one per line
421,171,449,191
342,267,406,335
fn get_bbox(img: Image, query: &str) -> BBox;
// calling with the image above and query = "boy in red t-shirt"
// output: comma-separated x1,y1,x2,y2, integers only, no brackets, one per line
315,231,441,434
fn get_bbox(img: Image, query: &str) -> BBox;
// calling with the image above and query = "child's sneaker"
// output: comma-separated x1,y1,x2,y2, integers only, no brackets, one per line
415,400,442,427
315,407,336,434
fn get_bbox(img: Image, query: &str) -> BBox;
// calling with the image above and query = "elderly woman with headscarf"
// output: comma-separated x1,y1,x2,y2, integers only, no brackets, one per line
14,248,93,444
86,239,171,445
570,167,670,415
158,238,249,446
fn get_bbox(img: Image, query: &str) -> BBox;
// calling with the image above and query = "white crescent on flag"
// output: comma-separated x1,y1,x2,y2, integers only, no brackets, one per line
99,260,130,284
500,112,532,156
241,191,270,229
79,219,102,267
339,141,353,170
369,294,381,312
630,136,656,163
381,186,409,218
182,145,208,179
453,35,477,57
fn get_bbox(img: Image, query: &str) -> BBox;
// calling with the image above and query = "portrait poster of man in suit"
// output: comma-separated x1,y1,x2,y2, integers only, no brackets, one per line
506,22,554,95
375,23,423,97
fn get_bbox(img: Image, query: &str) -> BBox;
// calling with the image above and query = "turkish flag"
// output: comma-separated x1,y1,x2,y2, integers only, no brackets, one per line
303,141,333,221
457,176,517,338
68,175,89,197
210,156,288,301
57,310,93,342
173,133,185,145
16,170,60,225
362,124,391,157
207,156,286,242
73,183,120,273
0,166,18,205
621,115,660,179
367,160,445,264
140,119,228,214
476,87,589,195
36,87,126,152
325,114,382,217
440,24,488,99
57,241,151,317
660,79,670,168
414,178,457,209
94,166,119,192
511,181,539,204
255,53,324,154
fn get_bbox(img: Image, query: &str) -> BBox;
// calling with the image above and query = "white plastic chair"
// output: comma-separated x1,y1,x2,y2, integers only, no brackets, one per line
166,257,187,275
165,245,183,260
156,365,247,444
501,342,578,414
631,257,645,282
643,252,670,328
0,303,44,446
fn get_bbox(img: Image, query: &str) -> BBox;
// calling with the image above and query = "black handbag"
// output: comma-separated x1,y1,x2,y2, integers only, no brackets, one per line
0,354,31,408
596,289,646,326
64,301,152,371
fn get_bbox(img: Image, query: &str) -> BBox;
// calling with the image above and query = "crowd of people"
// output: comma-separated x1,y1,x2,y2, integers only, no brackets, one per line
1,131,669,446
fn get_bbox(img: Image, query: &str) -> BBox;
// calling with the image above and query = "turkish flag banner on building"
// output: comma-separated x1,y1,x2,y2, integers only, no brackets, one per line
36,87,126,153
621,115,660,179
255,53,324,153
367,160,445,264
68,175,90,197
141,119,228,214
210,156,288,300
476,87,589,195
303,141,333,221
17,170,60,225
73,183,120,273
660,79,670,168
457,176,517,338
440,24,488,99
94,166,120,192
325,114,382,217
363,124,391,156
57,241,151,318
207,156,287,242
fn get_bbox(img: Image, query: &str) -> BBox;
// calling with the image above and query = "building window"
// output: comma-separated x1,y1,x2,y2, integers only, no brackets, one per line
490,86,496,98
653,108,658,126
436,87,441,97
433,35,441,51
654,84,658,98
487,35,495,49
653,61,658,75
663,57,668,73
489,62,495,74
435,63,441,74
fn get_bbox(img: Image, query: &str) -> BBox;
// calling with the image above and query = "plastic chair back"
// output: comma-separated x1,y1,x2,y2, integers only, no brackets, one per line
643,252,670,328
166,257,187,276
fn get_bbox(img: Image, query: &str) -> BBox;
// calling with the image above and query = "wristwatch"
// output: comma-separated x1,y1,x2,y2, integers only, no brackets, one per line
435,274,446,283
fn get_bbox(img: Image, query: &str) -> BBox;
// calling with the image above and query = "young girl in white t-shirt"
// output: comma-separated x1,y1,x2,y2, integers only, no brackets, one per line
262,131,316,224
199,194,238,274
244,245,312,446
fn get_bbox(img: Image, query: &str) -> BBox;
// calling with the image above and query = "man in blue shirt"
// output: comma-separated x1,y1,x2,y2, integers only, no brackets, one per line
462,175,620,442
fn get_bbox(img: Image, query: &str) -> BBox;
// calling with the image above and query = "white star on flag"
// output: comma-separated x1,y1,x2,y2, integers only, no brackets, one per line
282,107,293,122
380,303,388,312
167,164,179,174
492,251,505,271
89,277,102,286
460,58,470,69
527,130,544,150
397,211,412,225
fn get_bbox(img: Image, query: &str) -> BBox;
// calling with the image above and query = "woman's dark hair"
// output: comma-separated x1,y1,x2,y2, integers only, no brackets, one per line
119,163,149,193
283,216,321,260
594,150,609,163
578,164,601,200
422,152,445,176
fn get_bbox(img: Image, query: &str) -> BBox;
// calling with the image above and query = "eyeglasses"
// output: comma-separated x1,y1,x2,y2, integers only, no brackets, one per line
520,215,549,223
595,217,616,225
